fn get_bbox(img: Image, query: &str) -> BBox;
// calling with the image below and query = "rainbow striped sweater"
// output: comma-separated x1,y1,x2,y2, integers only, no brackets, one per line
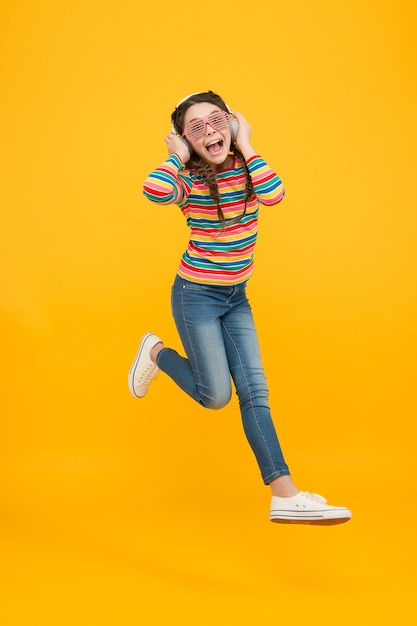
143,153,285,285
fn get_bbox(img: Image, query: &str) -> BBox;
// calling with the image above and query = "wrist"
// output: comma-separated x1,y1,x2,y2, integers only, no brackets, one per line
170,153,184,167
237,142,257,161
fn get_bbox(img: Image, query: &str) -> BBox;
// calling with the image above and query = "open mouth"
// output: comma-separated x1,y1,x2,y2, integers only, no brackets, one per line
206,139,224,155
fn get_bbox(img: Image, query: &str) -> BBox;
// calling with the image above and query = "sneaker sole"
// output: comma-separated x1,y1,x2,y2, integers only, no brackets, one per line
271,517,351,525
128,333,155,398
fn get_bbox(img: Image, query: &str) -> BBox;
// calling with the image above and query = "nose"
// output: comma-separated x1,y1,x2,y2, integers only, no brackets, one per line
204,121,216,135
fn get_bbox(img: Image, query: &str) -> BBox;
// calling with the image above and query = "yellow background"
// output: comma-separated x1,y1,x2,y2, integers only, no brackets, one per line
1,0,416,623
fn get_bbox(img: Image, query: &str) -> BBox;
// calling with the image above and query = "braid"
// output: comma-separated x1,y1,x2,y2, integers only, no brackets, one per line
228,144,255,225
231,144,254,202
188,155,226,227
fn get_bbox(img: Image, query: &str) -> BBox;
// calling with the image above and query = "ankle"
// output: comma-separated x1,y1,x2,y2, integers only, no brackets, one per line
269,475,299,498
150,342,164,363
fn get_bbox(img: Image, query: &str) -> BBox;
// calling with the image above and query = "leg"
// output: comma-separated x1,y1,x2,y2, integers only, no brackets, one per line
156,276,232,409
220,284,294,487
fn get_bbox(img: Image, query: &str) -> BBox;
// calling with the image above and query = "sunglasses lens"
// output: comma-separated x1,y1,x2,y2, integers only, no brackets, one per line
183,110,230,141
183,119,205,141
208,110,229,131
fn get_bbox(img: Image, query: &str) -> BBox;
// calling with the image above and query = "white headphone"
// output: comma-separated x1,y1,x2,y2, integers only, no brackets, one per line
171,92,239,153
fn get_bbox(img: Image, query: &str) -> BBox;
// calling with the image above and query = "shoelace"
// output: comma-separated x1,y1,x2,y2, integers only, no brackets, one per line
301,491,327,504
137,363,158,385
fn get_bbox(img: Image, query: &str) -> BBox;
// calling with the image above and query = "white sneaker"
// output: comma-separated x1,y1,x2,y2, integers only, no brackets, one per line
128,333,162,398
270,491,352,525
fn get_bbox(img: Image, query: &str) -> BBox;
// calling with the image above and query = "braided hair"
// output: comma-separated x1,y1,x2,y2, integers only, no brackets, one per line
171,91,254,228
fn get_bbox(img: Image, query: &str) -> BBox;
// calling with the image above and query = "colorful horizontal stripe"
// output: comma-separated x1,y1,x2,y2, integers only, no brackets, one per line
143,154,285,285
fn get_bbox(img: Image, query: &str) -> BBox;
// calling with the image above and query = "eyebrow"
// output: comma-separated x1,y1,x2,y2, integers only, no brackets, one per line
187,109,221,123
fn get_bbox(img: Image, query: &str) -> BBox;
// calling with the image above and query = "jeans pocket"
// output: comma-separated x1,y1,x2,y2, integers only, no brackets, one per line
177,277,210,291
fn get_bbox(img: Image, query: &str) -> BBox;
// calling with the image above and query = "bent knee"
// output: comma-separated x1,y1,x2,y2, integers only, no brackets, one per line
200,391,231,411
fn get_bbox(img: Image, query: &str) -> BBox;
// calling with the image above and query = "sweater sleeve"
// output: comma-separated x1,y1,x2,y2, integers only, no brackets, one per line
143,154,192,205
246,155,285,206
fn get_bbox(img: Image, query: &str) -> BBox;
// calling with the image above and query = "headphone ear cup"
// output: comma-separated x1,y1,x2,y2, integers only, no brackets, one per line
180,136,193,155
230,118,239,142
172,121,193,156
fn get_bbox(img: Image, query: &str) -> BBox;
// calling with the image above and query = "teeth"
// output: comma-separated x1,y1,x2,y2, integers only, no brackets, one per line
207,140,221,147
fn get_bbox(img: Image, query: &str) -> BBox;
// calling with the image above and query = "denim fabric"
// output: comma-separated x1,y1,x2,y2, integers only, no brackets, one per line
156,275,290,484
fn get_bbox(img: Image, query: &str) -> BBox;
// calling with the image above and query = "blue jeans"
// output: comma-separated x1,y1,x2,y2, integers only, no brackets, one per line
156,275,290,485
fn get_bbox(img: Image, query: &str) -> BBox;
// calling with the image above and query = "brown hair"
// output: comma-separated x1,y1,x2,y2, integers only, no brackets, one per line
171,91,254,228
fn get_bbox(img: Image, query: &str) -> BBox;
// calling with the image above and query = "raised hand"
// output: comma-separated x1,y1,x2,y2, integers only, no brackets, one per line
165,132,191,163
231,111,256,160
